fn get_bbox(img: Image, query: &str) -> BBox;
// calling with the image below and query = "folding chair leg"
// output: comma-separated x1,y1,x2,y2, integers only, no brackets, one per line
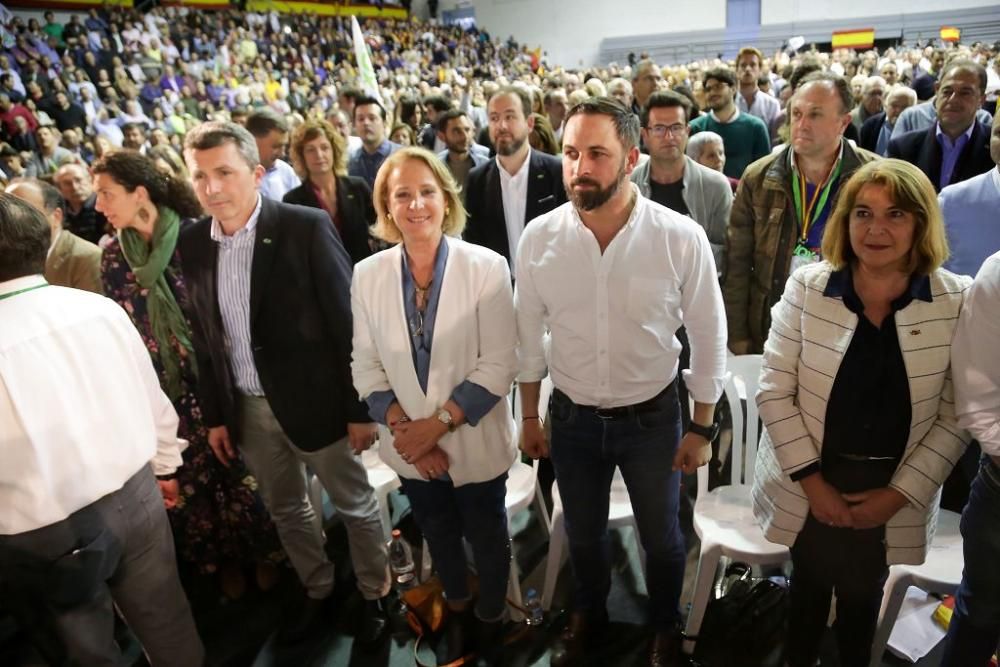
682,542,723,656
868,570,911,667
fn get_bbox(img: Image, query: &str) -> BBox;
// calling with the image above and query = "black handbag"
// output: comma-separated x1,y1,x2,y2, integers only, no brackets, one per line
691,565,789,667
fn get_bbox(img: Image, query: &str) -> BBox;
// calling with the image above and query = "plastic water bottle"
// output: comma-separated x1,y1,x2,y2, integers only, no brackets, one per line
523,588,544,626
388,529,416,591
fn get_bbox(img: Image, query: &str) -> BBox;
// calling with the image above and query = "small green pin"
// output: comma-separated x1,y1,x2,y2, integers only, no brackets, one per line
262,238,273,244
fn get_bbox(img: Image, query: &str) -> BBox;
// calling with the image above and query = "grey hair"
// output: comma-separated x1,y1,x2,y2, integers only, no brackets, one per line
686,131,724,160
183,121,260,170
886,85,917,105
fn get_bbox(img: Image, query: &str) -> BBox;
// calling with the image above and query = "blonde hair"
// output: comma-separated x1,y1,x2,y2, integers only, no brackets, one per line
371,146,467,244
289,120,347,178
821,159,949,274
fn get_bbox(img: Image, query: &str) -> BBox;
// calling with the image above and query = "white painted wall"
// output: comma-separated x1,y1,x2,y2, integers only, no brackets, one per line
439,0,727,67
761,0,1000,24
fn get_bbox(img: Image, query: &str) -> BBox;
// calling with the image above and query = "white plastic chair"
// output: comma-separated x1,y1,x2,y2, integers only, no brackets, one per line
682,354,791,656
868,509,964,667
419,378,555,620
540,466,645,611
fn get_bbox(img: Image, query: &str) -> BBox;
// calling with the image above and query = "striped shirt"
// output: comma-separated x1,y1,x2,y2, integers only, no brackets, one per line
210,196,264,396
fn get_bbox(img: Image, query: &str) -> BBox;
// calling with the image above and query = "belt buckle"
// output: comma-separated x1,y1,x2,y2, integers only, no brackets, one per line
594,408,616,420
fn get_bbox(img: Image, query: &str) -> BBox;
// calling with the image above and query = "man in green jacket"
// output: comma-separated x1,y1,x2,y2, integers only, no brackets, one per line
723,71,880,354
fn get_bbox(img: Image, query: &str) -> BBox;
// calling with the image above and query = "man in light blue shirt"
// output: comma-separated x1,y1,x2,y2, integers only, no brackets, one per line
348,97,401,189
246,108,300,201
940,122,1000,277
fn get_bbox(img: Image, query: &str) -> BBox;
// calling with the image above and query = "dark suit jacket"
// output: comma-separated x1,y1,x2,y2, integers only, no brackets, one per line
463,150,566,262
888,120,994,192
859,112,886,154
178,197,370,452
282,175,375,266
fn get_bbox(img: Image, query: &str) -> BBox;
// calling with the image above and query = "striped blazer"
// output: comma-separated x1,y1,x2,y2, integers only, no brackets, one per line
751,261,972,565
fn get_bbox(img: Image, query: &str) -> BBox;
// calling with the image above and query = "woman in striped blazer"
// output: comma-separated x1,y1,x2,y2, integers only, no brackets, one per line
751,159,972,667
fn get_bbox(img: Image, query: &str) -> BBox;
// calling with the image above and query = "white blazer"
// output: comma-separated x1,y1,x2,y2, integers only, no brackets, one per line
351,236,518,486
752,261,972,565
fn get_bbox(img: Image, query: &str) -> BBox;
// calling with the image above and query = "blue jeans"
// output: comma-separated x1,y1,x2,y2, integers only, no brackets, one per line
548,383,685,630
399,472,510,621
941,456,1000,667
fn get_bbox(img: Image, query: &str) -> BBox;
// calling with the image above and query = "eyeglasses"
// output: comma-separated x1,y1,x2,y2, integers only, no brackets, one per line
647,123,687,137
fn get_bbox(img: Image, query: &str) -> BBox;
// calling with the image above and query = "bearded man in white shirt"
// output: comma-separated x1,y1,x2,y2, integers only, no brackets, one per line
515,97,728,667
0,194,203,665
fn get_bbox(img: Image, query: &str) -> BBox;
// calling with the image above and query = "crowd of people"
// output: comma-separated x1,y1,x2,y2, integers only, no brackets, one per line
1,3,1000,667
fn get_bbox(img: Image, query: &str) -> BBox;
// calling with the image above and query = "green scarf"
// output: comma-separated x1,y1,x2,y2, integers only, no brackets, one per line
119,206,196,400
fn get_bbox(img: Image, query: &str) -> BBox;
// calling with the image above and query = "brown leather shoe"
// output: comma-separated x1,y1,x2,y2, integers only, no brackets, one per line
648,629,683,667
550,611,608,667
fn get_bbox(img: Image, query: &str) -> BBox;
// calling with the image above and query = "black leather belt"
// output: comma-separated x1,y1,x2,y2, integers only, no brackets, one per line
555,379,676,421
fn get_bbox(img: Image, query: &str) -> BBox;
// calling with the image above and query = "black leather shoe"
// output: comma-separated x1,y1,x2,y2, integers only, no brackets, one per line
649,629,684,667
357,594,390,644
550,611,608,667
436,608,470,666
472,617,505,667
278,594,331,644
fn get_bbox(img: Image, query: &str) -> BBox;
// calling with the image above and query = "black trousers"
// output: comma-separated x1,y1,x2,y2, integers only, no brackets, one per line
786,514,889,667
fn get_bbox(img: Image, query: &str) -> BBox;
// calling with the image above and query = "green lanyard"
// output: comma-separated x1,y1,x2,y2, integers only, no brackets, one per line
792,160,842,243
0,282,49,301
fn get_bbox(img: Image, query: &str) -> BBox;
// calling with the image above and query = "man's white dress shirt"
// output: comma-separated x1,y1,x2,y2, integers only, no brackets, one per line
0,276,182,535
952,251,1000,456
515,184,727,408
499,148,531,277
258,158,301,201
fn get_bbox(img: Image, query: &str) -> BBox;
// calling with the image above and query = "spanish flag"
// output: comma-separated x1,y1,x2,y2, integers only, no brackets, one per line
831,28,875,49
940,26,961,42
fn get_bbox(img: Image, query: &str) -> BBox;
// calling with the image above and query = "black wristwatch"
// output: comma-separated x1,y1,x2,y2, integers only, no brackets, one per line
156,472,178,482
688,421,720,442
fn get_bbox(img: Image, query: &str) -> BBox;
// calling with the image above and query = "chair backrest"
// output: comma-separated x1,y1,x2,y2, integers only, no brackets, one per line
697,354,763,496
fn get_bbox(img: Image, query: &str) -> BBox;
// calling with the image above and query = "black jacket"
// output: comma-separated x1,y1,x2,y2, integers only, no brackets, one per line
282,175,375,266
463,150,566,263
178,197,370,452
859,111,886,154
887,120,994,192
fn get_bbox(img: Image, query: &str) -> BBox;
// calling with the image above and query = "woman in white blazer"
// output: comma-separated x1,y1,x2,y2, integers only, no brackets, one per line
351,147,517,666
751,159,971,667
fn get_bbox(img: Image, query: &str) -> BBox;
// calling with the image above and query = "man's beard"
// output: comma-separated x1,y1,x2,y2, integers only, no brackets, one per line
567,164,628,212
494,132,526,157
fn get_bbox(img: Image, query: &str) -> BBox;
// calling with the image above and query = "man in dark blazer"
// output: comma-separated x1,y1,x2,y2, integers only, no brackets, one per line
859,111,885,154
178,122,391,645
464,86,566,276
888,60,994,192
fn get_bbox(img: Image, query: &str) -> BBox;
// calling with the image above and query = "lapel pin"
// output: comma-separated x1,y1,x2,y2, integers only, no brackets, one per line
909,329,921,336
262,238,273,245
536,173,544,179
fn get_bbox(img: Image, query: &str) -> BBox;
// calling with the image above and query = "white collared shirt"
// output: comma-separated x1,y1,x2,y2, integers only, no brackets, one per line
258,158,301,201
952,251,1000,456
498,148,531,276
0,276,182,534
515,184,728,408
736,90,780,131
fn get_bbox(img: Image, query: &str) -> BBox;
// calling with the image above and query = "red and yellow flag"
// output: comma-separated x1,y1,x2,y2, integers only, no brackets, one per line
831,28,875,49
940,26,961,42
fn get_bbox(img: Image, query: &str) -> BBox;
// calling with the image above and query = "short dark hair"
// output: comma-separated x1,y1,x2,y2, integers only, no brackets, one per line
121,122,146,134
22,179,64,213
488,86,532,119
703,67,737,90
339,87,362,102
436,109,469,133
0,192,50,282
788,60,824,91
245,107,289,137
641,90,692,126
563,96,640,152
353,96,386,122
796,71,853,114
939,59,988,93
423,94,451,113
